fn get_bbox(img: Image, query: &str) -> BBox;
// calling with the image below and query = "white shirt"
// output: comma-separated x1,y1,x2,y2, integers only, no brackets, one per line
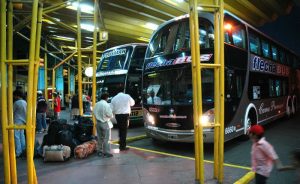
93,100,113,123
147,96,161,105
111,92,135,114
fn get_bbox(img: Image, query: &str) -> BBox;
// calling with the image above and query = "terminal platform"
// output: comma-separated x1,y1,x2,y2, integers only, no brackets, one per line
0,110,253,184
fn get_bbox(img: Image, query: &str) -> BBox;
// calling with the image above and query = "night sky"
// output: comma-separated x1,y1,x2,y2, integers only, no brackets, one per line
258,6,300,56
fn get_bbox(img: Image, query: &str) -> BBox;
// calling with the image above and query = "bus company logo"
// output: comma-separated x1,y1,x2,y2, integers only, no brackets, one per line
102,48,127,59
165,122,181,128
251,56,289,76
149,107,159,112
145,54,213,70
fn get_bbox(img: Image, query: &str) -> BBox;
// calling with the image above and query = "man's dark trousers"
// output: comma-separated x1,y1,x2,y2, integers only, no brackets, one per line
115,114,129,149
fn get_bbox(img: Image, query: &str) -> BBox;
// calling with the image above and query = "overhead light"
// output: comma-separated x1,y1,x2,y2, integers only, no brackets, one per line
67,2,94,14
85,66,94,77
175,0,184,2
145,22,158,30
99,31,108,41
81,23,95,32
52,35,75,41
197,6,203,10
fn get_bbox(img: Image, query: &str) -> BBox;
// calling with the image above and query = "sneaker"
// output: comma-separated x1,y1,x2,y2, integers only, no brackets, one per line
120,147,130,151
97,152,103,157
103,153,113,158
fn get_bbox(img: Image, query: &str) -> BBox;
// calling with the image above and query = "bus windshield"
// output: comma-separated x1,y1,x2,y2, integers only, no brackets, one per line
97,74,126,97
97,46,133,72
143,67,214,105
146,18,214,58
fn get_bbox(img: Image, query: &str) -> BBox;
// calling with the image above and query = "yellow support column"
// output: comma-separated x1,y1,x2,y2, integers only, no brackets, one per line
7,1,17,183
25,0,39,183
189,0,204,183
218,1,225,183
92,0,98,135
0,1,11,183
77,0,83,116
45,42,48,102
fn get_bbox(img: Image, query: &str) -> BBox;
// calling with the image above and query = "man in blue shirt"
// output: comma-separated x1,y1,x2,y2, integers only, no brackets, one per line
13,90,27,157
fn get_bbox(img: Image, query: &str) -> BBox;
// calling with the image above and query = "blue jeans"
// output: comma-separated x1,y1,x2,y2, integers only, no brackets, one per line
15,130,26,157
36,112,47,131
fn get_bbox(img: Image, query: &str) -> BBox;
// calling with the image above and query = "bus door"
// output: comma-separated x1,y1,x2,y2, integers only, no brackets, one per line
225,69,244,124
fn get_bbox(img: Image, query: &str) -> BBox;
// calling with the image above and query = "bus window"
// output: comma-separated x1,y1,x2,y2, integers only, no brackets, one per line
271,45,278,61
129,47,146,72
279,49,286,64
261,39,270,58
269,79,275,97
249,32,261,55
174,21,188,52
275,80,282,96
232,26,246,49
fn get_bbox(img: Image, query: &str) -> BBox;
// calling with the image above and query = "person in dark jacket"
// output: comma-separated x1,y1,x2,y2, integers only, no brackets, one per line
36,91,48,133
71,92,80,120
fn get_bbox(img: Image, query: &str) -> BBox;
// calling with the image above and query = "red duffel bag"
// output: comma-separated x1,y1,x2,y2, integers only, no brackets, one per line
74,140,97,159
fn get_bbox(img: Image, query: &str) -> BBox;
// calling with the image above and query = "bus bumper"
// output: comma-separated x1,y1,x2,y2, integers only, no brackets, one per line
145,126,214,143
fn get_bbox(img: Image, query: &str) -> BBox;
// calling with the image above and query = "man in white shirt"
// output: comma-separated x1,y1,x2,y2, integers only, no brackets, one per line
110,87,135,151
93,93,114,158
147,90,161,105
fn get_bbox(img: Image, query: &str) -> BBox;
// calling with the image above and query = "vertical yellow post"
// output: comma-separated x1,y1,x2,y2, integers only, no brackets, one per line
31,5,43,183
189,0,204,183
52,70,56,109
213,0,220,178
218,1,225,182
92,0,98,135
7,1,17,183
0,1,11,183
26,0,39,183
77,0,83,116
45,42,48,102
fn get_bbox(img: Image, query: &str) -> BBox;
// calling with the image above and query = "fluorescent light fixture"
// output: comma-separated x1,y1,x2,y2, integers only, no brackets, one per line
81,23,95,32
197,6,203,10
175,0,184,2
67,2,94,14
145,22,158,30
42,19,54,24
52,35,75,41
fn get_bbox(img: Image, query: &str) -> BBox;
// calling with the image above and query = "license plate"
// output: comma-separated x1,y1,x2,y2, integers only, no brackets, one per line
168,134,178,139
130,110,142,117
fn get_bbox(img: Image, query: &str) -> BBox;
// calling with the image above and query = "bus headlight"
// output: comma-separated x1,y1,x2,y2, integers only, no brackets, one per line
200,108,215,127
147,113,155,125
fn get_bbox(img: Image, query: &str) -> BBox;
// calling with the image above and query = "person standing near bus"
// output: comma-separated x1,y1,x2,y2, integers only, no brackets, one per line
248,125,284,184
36,91,47,133
110,86,135,151
93,93,114,158
53,92,61,119
13,90,27,157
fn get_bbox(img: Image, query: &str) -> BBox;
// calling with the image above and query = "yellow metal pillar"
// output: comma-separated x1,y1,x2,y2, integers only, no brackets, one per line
77,0,83,116
189,0,204,183
45,42,48,102
1,1,11,183
218,2,225,182
26,0,39,183
7,1,17,183
92,0,99,135
189,0,225,183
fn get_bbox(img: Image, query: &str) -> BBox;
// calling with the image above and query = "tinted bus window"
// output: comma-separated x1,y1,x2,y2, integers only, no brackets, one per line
271,45,278,61
279,49,286,64
249,32,261,55
261,39,270,58
224,15,246,49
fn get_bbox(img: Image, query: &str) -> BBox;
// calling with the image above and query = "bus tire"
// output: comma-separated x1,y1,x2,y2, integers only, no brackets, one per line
241,107,257,140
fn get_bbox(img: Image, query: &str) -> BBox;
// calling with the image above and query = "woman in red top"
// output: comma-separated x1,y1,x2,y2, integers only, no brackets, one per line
53,92,61,119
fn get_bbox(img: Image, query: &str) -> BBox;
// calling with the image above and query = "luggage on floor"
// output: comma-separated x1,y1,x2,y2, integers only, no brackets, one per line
56,130,78,155
43,145,71,162
74,117,94,143
74,140,97,159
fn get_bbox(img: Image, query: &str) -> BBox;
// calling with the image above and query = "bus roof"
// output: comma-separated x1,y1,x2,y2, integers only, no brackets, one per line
103,43,148,52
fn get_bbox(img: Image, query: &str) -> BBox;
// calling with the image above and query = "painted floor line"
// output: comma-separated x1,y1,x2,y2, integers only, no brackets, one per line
112,134,253,183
